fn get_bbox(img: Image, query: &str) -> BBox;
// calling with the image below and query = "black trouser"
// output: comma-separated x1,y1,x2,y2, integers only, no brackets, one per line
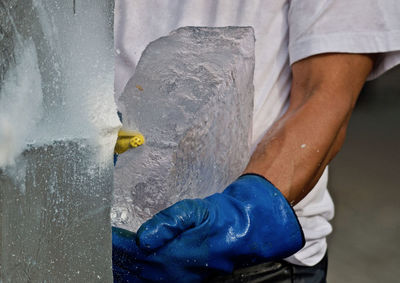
207,254,328,283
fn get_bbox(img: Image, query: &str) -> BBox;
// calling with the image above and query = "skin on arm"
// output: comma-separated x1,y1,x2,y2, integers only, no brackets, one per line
243,53,375,205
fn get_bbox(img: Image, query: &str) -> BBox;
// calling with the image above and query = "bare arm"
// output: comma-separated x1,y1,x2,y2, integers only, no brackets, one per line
243,53,375,204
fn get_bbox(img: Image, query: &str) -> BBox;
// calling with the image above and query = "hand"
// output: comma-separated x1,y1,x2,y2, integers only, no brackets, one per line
112,174,304,282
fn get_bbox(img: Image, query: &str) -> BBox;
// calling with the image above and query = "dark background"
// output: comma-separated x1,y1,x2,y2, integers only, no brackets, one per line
328,65,400,282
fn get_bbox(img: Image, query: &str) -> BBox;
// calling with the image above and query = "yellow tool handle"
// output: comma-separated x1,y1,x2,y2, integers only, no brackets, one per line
114,130,145,154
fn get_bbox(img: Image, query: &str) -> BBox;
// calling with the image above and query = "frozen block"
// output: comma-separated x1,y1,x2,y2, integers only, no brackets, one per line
0,141,113,282
113,27,255,231
0,0,118,281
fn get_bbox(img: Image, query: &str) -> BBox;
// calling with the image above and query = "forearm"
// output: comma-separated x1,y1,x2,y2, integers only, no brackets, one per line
244,90,352,204
244,54,375,204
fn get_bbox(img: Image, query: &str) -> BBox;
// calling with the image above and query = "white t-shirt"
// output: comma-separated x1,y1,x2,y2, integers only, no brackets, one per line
115,0,400,266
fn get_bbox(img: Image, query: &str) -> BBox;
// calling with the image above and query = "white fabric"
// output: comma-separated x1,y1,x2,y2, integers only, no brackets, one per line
288,0,400,81
115,0,400,266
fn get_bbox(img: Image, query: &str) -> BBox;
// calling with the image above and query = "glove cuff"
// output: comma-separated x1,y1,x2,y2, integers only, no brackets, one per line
239,173,278,188
238,173,306,251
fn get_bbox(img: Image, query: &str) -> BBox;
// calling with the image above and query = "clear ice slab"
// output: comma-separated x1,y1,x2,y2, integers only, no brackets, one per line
113,27,255,231
0,0,118,281
0,141,113,281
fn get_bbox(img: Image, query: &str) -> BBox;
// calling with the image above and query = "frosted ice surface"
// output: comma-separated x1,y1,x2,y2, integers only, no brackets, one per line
0,142,114,282
0,0,118,281
113,27,255,231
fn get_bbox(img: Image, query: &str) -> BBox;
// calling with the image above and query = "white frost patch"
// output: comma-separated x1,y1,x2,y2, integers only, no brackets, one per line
83,73,121,166
301,144,307,149
0,39,43,167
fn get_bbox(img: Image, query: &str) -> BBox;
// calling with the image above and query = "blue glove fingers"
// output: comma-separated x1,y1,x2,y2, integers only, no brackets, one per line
112,227,145,282
137,199,209,251
112,227,172,282
112,227,207,282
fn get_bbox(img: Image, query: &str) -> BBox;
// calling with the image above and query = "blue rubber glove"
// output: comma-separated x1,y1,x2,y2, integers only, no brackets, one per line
112,174,304,282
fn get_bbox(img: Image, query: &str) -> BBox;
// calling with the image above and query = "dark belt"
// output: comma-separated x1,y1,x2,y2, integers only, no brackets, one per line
207,253,328,283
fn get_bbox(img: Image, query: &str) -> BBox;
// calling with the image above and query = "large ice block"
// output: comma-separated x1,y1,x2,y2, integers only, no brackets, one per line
0,0,119,281
0,141,113,281
113,27,255,231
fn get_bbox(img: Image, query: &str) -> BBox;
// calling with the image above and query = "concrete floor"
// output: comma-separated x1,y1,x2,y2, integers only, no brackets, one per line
327,66,400,282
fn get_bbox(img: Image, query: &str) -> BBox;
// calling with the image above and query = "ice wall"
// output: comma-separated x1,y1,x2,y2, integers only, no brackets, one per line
113,27,255,231
0,1,120,281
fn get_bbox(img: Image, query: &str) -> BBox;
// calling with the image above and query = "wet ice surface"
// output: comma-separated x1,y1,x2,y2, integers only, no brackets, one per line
0,141,113,282
113,27,255,231
0,0,118,281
